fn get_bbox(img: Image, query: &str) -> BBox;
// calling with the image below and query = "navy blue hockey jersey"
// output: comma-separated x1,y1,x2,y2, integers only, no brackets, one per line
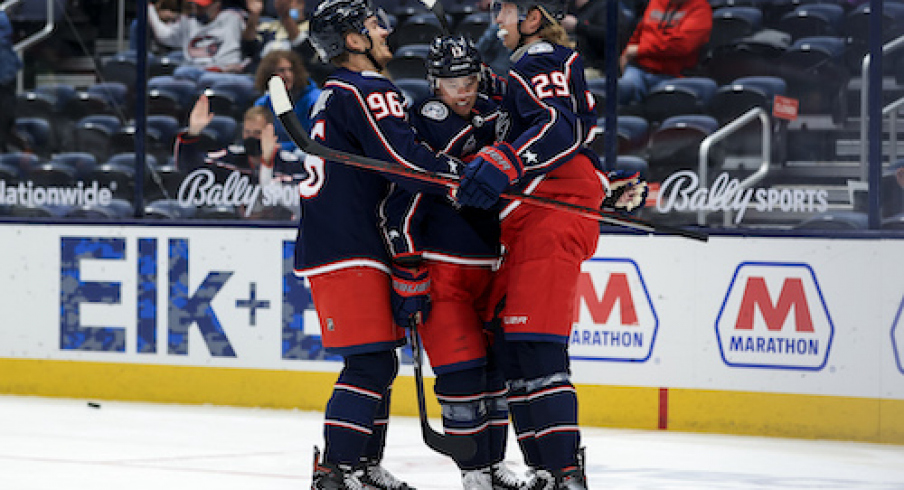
382,95,503,266
499,41,601,182
293,68,462,276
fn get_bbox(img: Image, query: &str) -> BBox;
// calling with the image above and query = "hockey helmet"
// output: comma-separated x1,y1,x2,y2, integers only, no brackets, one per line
309,0,375,61
493,0,566,22
426,36,482,80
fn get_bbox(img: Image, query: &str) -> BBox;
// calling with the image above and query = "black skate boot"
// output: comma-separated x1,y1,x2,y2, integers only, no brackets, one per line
359,457,416,489
312,446,365,490
552,466,587,490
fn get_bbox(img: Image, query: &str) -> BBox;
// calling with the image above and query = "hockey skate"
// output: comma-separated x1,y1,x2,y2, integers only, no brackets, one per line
312,446,365,490
489,462,526,489
552,466,586,490
461,468,493,489
523,469,554,490
359,458,416,490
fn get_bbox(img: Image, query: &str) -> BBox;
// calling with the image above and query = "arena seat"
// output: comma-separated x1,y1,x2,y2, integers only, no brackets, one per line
777,3,844,41
386,44,431,80
394,78,432,106
73,114,122,162
642,77,719,123
710,6,763,50
646,114,720,182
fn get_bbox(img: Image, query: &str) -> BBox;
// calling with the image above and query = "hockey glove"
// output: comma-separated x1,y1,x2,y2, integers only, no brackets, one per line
456,142,523,210
601,170,649,214
390,263,431,328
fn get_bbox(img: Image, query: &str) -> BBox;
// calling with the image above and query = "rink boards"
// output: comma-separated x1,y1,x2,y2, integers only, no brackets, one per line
1,223,903,444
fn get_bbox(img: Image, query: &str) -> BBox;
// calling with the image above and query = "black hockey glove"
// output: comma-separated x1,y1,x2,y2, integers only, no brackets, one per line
390,262,431,328
601,170,649,214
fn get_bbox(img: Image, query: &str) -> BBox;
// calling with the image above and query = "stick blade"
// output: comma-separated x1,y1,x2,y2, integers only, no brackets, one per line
268,76,293,116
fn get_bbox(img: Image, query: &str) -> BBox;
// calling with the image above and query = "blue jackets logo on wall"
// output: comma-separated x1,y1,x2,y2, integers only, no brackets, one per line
715,262,834,370
570,258,659,362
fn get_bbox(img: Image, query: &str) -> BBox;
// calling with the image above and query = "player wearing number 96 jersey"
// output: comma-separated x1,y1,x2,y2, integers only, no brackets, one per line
454,0,606,488
298,0,463,488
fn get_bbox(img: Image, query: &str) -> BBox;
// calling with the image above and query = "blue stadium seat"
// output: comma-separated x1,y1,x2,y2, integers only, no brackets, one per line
646,114,720,181
394,78,432,106
777,3,844,41
708,75,787,124
52,152,98,181
710,6,763,50
643,77,719,123
74,114,122,162
615,115,651,156
14,117,55,157
26,161,77,187
777,36,849,121
455,11,492,42
199,115,239,150
0,152,42,177
386,44,431,80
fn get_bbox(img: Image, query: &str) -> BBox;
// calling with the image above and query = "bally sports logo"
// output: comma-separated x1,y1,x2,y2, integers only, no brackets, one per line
570,258,658,362
715,262,834,370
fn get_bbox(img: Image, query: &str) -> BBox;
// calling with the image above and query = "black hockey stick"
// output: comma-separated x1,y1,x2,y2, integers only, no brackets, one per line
418,0,452,35
406,316,478,460
268,77,708,242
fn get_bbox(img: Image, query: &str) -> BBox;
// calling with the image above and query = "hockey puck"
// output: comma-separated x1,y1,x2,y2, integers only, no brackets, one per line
87,402,101,409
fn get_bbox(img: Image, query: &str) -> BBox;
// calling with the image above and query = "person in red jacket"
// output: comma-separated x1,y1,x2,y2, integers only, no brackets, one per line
617,0,711,105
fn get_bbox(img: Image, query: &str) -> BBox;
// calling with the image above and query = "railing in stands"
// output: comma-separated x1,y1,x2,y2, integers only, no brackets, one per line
697,107,772,227
860,35,904,181
884,96,904,165
1,0,55,93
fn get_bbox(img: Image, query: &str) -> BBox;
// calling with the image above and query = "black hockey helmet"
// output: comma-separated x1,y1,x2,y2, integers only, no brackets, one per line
309,0,375,61
426,36,482,80
494,0,566,21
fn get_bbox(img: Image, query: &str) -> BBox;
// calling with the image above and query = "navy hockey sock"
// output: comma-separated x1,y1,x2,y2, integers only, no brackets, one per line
434,366,491,470
324,350,399,465
504,341,580,471
362,387,391,462
485,359,510,464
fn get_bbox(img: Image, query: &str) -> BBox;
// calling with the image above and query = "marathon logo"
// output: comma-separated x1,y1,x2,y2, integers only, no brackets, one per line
570,258,658,362
715,262,834,370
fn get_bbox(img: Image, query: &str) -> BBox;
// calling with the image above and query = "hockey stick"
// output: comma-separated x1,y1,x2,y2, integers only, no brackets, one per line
419,0,452,35
407,316,478,461
268,77,708,242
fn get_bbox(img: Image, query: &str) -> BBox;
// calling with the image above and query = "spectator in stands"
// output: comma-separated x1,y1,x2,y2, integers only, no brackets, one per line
175,94,304,218
131,0,184,54
562,0,632,76
253,49,321,151
147,0,249,74
617,0,711,105
244,0,309,57
0,10,23,153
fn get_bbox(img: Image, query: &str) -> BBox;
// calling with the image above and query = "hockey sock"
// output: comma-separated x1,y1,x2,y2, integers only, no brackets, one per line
324,350,399,466
362,387,391,463
505,341,580,471
485,350,510,464
434,366,491,470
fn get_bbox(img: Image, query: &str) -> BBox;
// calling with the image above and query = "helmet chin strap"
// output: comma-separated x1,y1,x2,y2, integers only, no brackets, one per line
348,32,385,72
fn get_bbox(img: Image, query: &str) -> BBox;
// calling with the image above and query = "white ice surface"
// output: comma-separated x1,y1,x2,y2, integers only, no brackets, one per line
1,395,903,489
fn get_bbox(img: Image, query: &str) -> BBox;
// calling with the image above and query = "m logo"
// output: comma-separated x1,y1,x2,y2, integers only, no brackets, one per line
715,262,834,370
570,258,658,362
892,295,904,375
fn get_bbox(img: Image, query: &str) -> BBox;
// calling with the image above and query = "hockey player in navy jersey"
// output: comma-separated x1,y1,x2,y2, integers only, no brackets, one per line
453,0,644,488
300,0,466,488
383,35,524,489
